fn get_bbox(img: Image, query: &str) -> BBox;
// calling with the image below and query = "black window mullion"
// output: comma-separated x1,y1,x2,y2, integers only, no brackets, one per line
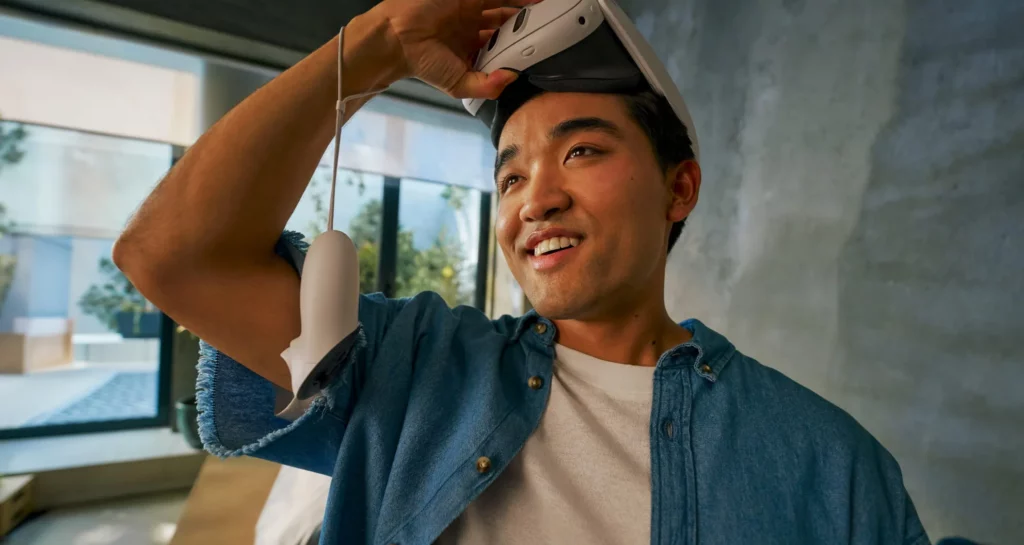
378,176,401,297
475,192,492,311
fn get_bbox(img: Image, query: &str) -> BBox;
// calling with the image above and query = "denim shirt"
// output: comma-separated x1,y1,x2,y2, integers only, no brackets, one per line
196,233,930,545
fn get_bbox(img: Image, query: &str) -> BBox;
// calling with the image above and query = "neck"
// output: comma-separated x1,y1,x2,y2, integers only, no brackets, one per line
551,290,691,367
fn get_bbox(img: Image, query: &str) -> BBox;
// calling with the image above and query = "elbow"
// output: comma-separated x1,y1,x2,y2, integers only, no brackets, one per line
110,234,132,273
112,231,146,279
112,233,151,294
111,231,171,300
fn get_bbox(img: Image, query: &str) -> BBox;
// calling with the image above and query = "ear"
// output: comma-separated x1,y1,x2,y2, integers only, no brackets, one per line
667,160,701,223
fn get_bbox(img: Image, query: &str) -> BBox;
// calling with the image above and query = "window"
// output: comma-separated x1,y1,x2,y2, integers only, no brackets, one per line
0,119,178,439
287,165,385,294
396,179,484,308
290,93,498,307
0,10,200,440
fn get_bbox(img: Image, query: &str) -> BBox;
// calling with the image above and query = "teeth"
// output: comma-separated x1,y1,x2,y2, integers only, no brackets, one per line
533,236,581,256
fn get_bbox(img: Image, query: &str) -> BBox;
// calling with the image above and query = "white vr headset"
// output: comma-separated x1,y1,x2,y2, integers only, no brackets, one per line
463,0,699,161
276,0,697,418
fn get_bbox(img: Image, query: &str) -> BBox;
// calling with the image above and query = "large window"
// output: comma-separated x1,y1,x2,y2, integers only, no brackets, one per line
0,119,177,439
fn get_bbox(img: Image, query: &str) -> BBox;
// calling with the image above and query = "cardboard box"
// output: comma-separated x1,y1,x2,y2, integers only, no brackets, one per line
0,319,73,374
0,474,35,537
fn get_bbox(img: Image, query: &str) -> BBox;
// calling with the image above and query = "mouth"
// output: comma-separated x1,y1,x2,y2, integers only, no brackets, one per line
524,234,583,272
530,236,581,257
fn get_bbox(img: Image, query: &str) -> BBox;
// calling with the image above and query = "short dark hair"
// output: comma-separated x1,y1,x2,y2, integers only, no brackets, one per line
619,91,696,254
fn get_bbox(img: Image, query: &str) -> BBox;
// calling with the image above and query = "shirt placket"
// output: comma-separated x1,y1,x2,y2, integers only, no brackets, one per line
650,352,698,545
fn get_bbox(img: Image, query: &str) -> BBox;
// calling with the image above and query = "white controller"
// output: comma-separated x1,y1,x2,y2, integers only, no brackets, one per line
275,24,387,419
277,230,361,418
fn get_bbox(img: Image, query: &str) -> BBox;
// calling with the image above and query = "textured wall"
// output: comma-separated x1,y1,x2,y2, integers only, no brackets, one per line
618,0,1024,542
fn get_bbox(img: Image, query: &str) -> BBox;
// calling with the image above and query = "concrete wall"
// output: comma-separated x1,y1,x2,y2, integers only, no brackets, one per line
618,0,1024,542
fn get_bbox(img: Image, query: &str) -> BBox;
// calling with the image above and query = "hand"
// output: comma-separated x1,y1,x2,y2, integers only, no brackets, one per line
370,0,542,99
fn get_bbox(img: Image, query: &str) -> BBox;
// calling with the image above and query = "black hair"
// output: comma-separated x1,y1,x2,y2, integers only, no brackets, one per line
619,90,696,254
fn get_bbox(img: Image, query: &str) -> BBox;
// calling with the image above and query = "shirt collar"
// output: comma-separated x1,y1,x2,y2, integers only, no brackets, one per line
512,312,736,383
676,318,737,382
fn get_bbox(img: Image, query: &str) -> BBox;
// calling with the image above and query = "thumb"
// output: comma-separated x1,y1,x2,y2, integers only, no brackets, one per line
450,69,519,100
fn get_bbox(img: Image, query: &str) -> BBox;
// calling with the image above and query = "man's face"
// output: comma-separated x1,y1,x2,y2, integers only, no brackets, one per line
494,92,698,320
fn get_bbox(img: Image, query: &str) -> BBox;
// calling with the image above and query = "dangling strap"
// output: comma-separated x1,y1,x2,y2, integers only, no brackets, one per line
326,25,386,232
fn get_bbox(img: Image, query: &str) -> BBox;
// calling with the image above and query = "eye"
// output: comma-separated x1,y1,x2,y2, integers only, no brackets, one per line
499,174,523,193
567,145,600,160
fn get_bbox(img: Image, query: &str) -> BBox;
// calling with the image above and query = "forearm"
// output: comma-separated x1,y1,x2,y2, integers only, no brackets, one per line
114,11,404,272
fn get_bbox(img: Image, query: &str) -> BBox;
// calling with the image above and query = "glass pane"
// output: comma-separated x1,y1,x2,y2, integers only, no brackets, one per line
395,179,482,307
0,120,170,432
286,165,384,295
327,94,496,193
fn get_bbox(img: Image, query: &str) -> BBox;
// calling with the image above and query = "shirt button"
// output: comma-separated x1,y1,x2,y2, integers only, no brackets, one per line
663,419,675,438
700,364,713,374
533,323,547,334
528,376,544,390
476,456,492,474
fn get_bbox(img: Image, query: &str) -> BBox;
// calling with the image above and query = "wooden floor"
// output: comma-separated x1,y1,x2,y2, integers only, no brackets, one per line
171,455,281,545
4,455,282,545
4,490,188,545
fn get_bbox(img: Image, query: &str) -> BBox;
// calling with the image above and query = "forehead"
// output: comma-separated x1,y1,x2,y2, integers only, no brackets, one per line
497,92,632,147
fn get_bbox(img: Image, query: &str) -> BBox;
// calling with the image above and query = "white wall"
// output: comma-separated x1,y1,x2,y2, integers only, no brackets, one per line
0,16,200,145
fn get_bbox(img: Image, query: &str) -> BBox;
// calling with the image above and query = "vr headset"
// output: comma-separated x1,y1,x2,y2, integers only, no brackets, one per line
462,0,699,161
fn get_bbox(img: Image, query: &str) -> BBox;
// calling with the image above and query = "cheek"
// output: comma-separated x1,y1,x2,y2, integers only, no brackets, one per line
587,171,666,253
494,202,518,257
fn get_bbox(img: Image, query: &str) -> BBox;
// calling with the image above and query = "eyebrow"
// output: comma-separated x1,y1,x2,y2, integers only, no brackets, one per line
494,145,520,183
493,117,624,183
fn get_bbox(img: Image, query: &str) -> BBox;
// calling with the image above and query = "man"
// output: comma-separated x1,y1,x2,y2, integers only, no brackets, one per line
114,0,931,543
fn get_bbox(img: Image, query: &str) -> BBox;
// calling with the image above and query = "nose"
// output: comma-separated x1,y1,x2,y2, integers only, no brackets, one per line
519,173,572,223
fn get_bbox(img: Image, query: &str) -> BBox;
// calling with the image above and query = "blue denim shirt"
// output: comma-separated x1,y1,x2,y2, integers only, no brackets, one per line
196,233,930,545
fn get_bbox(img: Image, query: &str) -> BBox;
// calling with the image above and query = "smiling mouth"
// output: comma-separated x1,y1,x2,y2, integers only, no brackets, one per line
531,237,581,257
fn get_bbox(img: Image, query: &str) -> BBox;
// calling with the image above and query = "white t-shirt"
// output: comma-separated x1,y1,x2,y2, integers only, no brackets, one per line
436,343,656,544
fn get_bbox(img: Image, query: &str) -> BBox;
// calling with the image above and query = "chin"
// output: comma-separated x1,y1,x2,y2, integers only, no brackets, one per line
527,290,595,320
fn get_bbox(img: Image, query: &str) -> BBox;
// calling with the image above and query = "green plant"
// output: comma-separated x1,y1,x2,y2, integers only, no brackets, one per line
0,114,28,233
78,257,156,332
0,113,28,311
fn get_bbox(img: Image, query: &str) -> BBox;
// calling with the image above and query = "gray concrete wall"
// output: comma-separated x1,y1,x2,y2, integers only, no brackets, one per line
618,0,1024,542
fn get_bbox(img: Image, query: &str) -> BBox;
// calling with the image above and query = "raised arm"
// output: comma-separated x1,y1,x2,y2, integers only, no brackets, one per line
113,1,532,390
112,13,400,389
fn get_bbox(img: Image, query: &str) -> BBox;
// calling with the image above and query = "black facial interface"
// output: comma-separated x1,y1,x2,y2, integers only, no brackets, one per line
481,21,650,147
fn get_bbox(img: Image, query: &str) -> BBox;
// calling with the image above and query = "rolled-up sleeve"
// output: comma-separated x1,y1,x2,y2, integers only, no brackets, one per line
194,230,402,475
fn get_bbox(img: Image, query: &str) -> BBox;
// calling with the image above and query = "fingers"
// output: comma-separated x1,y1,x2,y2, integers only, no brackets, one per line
480,7,520,29
482,0,542,10
449,68,519,100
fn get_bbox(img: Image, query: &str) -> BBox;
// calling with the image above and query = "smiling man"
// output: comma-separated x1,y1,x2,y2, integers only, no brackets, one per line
113,0,930,544
491,88,698,366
